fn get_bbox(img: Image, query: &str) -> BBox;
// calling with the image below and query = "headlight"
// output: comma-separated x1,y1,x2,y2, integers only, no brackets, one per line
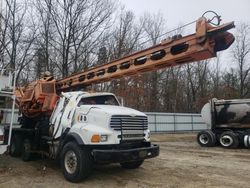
100,135,108,142
147,130,150,139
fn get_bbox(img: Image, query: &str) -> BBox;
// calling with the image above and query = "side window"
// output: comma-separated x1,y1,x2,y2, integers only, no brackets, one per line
77,95,119,106
78,98,96,106
104,96,117,105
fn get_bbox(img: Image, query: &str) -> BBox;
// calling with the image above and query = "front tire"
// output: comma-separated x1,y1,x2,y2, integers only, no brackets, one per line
120,160,144,169
197,130,216,147
61,142,93,182
10,134,23,157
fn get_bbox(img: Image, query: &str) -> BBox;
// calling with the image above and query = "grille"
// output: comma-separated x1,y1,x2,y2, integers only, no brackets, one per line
110,115,148,140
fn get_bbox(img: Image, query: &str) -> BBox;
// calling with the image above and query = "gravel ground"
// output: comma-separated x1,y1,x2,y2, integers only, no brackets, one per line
0,133,250,188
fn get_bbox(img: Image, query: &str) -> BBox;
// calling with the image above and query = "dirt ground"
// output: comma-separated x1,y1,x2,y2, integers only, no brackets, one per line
0,133,250,188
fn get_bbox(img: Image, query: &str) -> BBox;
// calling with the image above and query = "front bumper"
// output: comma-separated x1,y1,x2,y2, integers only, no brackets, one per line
92,144,159,163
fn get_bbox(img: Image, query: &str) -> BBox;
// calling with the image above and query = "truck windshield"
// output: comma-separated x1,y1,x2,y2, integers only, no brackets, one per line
78,95,119,106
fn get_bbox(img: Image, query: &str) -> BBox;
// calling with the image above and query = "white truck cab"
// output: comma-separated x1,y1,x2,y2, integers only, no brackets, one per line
7,91,159,182
50,91,150,145
48,91,159,182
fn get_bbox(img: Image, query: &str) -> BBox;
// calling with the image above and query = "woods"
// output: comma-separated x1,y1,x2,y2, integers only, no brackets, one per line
0,0,250,113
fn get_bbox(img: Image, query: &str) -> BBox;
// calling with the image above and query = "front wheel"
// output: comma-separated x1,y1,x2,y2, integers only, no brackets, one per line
120,160,144,169
10,134,23,157
197,130,216,147
61,142,93,182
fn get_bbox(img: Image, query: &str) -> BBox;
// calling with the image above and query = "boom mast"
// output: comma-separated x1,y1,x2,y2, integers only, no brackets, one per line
56,17,234,91
15,16,235,118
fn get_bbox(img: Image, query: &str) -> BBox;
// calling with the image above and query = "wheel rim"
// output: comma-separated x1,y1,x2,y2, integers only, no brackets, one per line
64,150,77,174
199,134,209,145
220,135,233,147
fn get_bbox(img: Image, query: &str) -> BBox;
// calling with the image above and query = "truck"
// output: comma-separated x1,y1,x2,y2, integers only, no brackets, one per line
1,14,235,182
197,98,250,148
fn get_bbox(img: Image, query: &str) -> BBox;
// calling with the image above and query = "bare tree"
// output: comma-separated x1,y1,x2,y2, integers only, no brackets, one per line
231,23,250,98
183,60,210,112
38,0,115,77
209,54,221,98
102,9,145,105
221,68,238,99
0,0,37,84
35,0,54,74
108,9,144,60
142,12,165,111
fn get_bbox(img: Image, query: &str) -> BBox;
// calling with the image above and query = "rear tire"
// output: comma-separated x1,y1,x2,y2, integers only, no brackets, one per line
120,160,144,169
219,131,239,149
21,138,32,161
244,135,250,148
10,134,23,157
61,142,93,182
197,130,216,147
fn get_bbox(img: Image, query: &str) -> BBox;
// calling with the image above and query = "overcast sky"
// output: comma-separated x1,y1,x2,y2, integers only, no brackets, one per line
119,0,250,27
119,0,250,70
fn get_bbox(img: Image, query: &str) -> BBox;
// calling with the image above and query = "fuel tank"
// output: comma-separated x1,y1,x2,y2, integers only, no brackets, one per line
201,98,250,128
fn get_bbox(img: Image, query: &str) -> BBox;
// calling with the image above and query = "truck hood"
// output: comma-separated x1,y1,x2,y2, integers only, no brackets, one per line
79,105,146,117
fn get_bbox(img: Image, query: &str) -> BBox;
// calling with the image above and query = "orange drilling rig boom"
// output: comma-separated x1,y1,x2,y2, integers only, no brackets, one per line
15,16,235,118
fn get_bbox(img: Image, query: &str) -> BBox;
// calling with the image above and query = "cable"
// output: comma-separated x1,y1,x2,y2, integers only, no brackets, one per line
138,20,197,47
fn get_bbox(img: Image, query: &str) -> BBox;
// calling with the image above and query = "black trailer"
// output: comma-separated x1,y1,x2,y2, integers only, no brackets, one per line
197,98,250,148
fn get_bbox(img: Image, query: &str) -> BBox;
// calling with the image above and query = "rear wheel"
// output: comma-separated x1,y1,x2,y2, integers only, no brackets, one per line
61,142,93,182
197,130,216,147
219,131,239,148
10,134,23,157
244,135,250,148
120,160,144,169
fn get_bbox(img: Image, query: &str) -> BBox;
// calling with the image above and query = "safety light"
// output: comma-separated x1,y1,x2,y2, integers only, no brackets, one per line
91,135,100,143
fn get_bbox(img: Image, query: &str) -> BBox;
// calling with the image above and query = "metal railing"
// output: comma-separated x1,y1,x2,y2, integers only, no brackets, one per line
145,112,209,133
0,70,13,93
0,70,17,154
0,108,19,127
